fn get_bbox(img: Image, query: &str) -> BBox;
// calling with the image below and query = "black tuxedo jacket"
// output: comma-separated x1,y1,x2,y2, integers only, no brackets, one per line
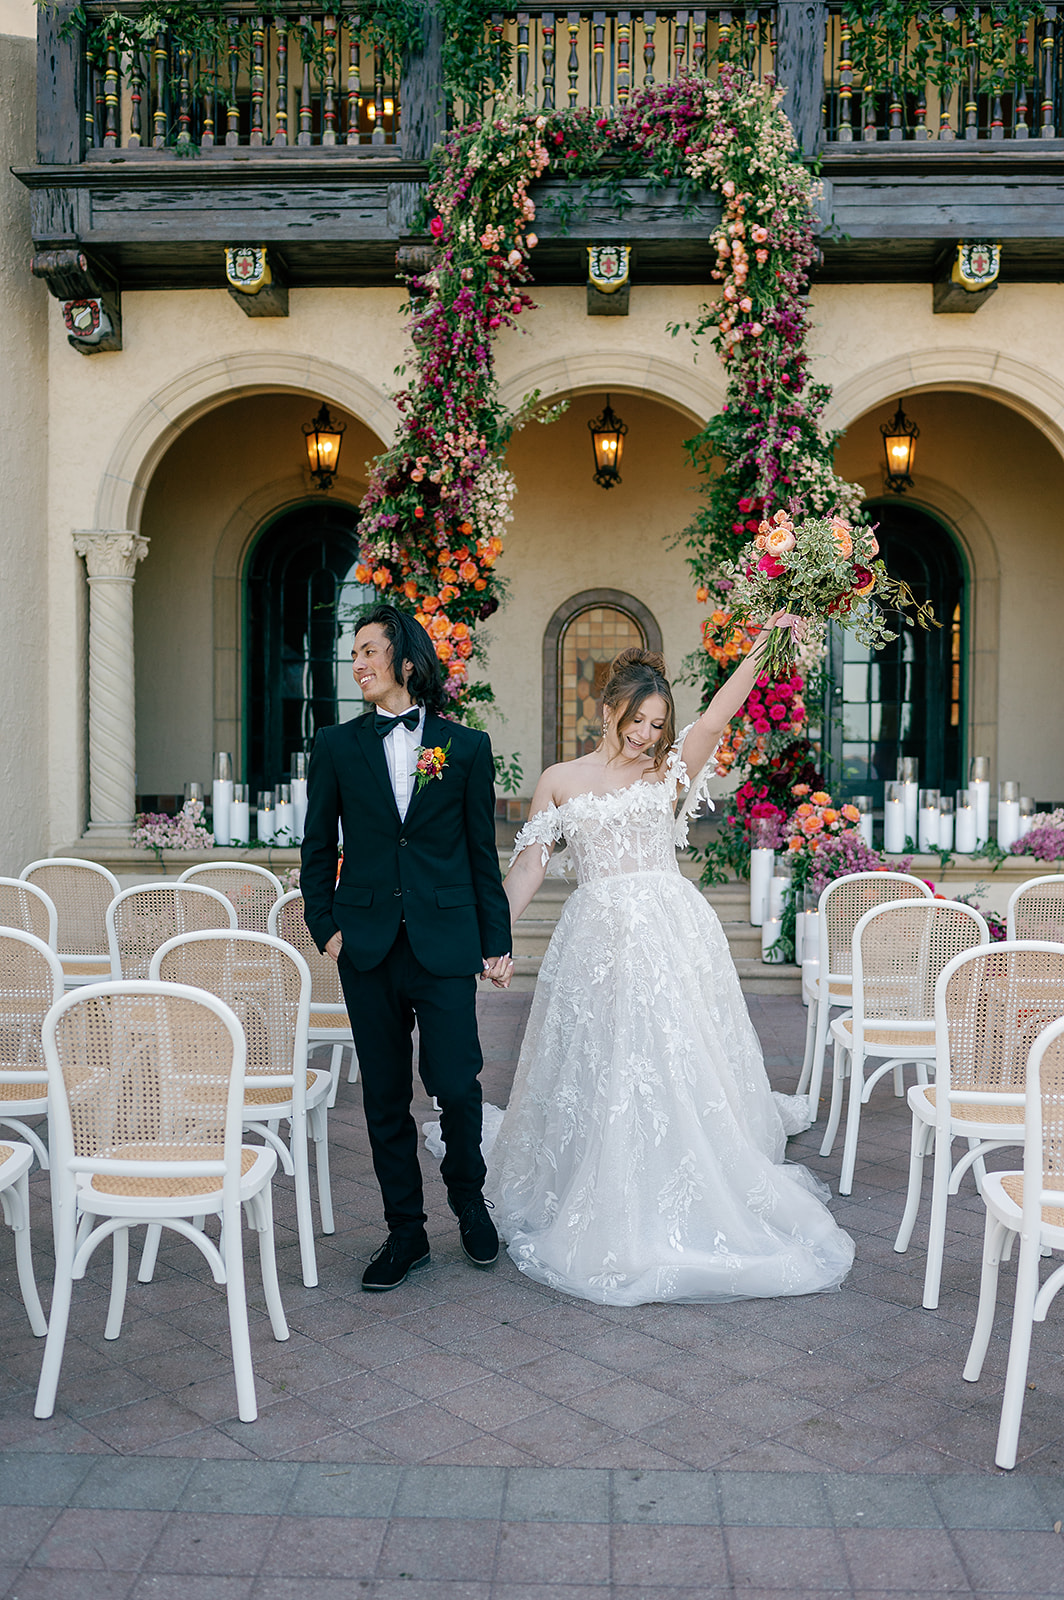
299,710,512,976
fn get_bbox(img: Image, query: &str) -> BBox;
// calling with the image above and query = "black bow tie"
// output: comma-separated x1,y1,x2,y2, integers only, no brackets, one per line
374,708,421,738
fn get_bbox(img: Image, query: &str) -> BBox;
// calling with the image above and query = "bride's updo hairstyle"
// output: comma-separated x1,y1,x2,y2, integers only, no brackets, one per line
601,647,676,771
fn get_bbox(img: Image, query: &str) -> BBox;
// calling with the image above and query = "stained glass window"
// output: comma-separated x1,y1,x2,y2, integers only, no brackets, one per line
557,605,645,761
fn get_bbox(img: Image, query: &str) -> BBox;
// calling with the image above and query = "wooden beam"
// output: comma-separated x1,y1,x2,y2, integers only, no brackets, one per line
37,5,81,166
775,0,826,156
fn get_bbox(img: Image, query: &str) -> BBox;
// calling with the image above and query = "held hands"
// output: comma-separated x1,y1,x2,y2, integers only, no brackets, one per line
481,954,515,989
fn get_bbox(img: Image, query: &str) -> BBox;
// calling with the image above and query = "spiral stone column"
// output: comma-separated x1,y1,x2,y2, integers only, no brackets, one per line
72,530,149,835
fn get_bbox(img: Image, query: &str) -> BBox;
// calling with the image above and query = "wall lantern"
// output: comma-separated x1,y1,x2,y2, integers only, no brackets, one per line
588,395,627,489
303,402,346,490
880,398,919,493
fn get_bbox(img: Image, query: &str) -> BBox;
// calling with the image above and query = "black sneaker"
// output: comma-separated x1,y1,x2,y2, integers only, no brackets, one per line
361,1232,430,1291
448,1194,499,1268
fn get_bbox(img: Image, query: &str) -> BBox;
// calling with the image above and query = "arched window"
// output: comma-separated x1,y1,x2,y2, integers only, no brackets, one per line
245,502,370,798
542,589,663,767
828,502,967,801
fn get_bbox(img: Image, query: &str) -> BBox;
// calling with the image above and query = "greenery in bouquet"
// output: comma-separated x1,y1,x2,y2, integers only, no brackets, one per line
731,509,938,679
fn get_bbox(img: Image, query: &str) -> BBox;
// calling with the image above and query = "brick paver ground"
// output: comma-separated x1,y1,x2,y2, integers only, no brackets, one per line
1,993,1063,1597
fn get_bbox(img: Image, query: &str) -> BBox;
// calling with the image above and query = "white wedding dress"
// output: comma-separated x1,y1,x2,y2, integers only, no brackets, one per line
475,730,855,1307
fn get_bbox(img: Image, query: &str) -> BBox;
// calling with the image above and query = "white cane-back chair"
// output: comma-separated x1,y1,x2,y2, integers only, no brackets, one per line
269,891,358,1108
895,941,1064,1309
797,873,934,1112
150,931,331,1288
177,863,284,934
106,883,236,979
0,879,57,952
20,859,120,988
963,1017,1064,1468
1006,876,1064,943
34,981,289,1424
0,930,65,1171
821,899,990,1194
0,1139,47,1335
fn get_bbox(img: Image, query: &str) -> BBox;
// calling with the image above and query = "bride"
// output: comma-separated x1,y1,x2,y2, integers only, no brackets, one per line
482,619,855,1306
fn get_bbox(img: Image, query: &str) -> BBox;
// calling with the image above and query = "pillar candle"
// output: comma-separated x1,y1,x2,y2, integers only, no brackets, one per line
1019,797,1035,838
918,790,940,853
897,758,919,844
852,794,874,847
768,874,788,921
955,790,976,853
230,785,250,847
274,784,294,844
761,917,786,963
997,781,1021,851
883,782,906,853
212,753,233,847
969,757,990,845
256,790,275,846
291,778,308,842
749,848,774,927
938,797,954,852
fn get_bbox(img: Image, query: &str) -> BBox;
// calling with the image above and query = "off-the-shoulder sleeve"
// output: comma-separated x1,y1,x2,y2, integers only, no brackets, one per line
509,802,564,868
669,722,720,848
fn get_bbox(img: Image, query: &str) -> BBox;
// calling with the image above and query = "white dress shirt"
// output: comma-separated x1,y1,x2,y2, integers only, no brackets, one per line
377,705,425,821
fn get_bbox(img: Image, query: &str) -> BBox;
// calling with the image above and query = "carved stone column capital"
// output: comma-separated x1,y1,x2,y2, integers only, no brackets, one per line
73,529,149,580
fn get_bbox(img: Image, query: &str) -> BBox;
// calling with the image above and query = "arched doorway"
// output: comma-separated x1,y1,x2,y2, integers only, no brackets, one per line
542,589,663,766
245,502,370,798
828,502,967,802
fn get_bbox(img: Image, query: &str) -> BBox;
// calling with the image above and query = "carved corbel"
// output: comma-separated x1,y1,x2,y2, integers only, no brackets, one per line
933,242,1001,314
30,249,122,354
587,245,631,316
225,246,289,317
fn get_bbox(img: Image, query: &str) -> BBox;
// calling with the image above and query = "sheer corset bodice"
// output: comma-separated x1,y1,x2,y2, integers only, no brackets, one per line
516,780,683,885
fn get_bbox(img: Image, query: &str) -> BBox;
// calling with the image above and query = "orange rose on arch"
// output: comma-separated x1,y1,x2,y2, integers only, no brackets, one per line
456,638,474,658
429,614,451,640
459,560,479,583
435,639,454,662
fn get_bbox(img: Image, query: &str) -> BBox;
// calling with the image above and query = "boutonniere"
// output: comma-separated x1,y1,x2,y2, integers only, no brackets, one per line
414,740,451,792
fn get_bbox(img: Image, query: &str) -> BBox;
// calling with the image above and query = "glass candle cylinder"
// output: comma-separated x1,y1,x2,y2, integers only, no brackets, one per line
938,796,954,852
969,756,990,844
256,789,275,845
212,752,233,847
274,783,294,844
897,757,919,844
955,789,976,852
230,784,250,847
761,916,786,964
997,780,1021,851
1019,797,1035,838
183,780,204,804
883,780,907,853
852,794,874,847
749,847,774,928
291,753,309,842
918,789,940,852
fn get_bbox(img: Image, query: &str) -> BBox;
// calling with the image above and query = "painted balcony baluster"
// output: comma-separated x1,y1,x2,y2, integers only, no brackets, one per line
346,31,360,143
1040,8,1056,136
1015,24,1030,137
251,16,266,144
567,11,580,106
674,10,689,76
298,16,313,145
541,12,556,108
964,10,979,139
275,20,289,144
373,49,386,143
643,7,657,85
176,45,192,145
103,35,120,148
837,14,853,141
592,10,606,104
692,7,707,70
226,19,241,144
128,46,144,146
152,31,167,147
516,12,530,97
323,14,338,143
616,8,632,101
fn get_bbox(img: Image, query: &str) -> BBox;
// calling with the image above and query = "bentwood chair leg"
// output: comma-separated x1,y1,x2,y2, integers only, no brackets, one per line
7,1171,47,1336
796,998,818,1096
806,996,832,1114
996,1231,1044,1468
250,1185,289,1343
311,1103,335,1236
922,1131,955,1309
818,1039,847,1159
838,1045,866,1196
104,1226,130,1340
963,1210,1009,1383
34,1205,78,1418
292,1112,318,1289
326,1043,343,1110
222,1201,258,1423
895,1115,933,1254
138,1223,162,1283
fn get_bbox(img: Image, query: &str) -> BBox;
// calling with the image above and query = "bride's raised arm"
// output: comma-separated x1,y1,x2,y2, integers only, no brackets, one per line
679,610,800,780
503,767,563,924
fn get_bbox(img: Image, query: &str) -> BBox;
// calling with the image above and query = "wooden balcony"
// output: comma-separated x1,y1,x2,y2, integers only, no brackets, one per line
17,1,1064,292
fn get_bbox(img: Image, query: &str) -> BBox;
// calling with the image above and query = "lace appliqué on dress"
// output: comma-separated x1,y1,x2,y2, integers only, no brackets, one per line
509,803,573,878
671,722,719,849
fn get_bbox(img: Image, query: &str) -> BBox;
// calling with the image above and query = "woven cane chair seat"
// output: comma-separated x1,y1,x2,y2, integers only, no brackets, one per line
0,1143,12,1162
309,1007,350,1030
999,1173,1064,1231
245,1072,318,1107
177,865,284,934
90,1145,259,1198
833,1017,933,1050
0,1081,47,1103
61,958,110,977
918,1085,1025,1126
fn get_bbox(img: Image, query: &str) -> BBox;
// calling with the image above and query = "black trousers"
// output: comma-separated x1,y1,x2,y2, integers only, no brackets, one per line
337,926,486,1240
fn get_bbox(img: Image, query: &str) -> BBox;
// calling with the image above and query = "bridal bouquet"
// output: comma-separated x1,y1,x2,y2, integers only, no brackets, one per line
732,510,937,678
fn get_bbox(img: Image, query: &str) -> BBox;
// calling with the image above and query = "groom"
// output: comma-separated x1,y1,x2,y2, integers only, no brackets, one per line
300,603,514,1290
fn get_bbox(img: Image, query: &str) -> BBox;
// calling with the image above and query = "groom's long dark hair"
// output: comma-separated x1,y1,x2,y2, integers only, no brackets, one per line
355,603,447,714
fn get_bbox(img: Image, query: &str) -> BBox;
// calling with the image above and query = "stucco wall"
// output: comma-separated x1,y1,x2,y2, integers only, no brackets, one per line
0,32,50,873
